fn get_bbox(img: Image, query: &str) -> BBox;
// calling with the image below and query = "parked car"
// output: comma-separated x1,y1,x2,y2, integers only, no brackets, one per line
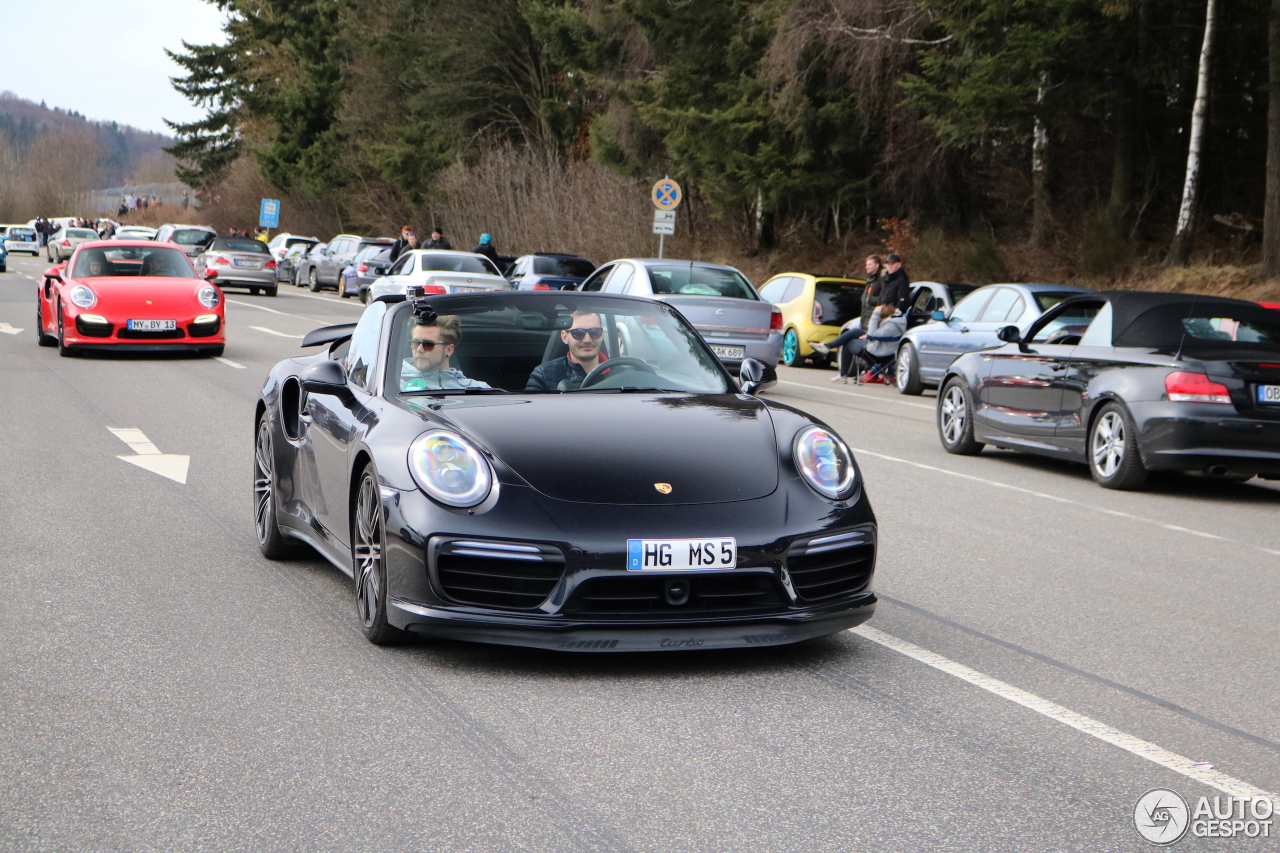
579,259,783,372
194,236,280,296
340,245,395,302
903,281,979,329
154,224,217,257
292,242,328,287
0,238,7,273
266,232,320,263
3,226,39,255
895,283,1093,395
114,226,157,241
937,290,1280,489
306,234,394,292
277,242,311,287
757,273,864,367
46,226,99,262
253,291,875,649
367,249,510,300
507,253,597,290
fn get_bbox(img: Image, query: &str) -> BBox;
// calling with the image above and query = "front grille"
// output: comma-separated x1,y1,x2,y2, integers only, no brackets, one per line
433,539,565,611
75,317,113,337
786,530,875,602
117,327,186,340
564,572,784,618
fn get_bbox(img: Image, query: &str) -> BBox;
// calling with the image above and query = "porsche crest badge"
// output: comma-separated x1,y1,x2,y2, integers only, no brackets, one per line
654,483,673,494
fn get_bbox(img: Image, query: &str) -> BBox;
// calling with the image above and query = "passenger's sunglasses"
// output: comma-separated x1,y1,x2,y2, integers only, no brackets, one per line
410,339,440,350
568,327,604,341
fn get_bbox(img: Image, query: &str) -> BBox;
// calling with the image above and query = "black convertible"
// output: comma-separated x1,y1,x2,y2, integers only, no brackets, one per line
937,291,1280,489
254,291,877,650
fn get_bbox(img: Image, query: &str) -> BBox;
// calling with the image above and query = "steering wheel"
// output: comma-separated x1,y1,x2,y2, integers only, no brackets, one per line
580,356,658,389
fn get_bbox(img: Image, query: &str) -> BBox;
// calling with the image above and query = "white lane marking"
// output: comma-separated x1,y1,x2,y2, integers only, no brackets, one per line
225,299,323,322
0,322,24,335
853,626,1279,805
850,446,1277,557
284,291,364,306
776,379,933,410
214,356,245,369
107,427,189,484
250,325,304,339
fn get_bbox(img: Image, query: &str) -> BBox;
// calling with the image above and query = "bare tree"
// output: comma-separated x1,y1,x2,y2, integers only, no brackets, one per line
1264,0,1280,278
1031,75,1051,248
1167,0,1218,267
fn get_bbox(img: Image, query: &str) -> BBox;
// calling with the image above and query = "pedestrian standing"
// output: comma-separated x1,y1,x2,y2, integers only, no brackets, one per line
881,253,912,314
859,255,885,331
423,227,452,250
472,233,501,269
389,225,415,262
35,217,47,248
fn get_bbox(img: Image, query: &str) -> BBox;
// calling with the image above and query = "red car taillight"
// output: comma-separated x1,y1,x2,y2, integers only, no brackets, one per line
770,309,783,330
61,239,71,246
357,263,369,272
422,285,446,294
212,256,230,265
532,284,551,290
1165,371,1232,404
265,260,276,268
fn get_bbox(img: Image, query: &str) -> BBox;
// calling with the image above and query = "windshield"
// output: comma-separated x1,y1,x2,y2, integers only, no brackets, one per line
68,229,96,239
8,228,34,240
1116,303,1280,350
813,280,862,326
355,246,389,262
211,238,269,254
170,229,215,246
72,245,197,278
387,294,733,395
419,253,500,275
647,265,758,299
533,257,595,278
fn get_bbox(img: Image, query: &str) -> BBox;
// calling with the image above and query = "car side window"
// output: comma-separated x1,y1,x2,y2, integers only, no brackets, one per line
979,288,1020,322
1078,302,1114,347
580,265,612,292
758,277,790,303
949,289,993,324
604,263,635,293
1003,295,1026,323
913,288,934,314
781,278,805,304
388,255,410,276
344,302,387,392
402,255,415,274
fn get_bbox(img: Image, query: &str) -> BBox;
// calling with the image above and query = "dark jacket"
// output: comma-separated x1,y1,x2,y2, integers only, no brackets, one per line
860,270,885,329
881,268,912,313
525,355,607,392
423,237,452,250
472,242,501,269
389,237,414,262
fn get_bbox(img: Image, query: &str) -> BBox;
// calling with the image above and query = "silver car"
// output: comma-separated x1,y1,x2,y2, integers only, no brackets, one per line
195,236,280,296
579,259,784,371
155,224,218,257
46,226,99,262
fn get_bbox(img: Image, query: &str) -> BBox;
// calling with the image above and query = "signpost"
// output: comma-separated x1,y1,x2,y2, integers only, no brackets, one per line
258,198,281,231
650,178,682,258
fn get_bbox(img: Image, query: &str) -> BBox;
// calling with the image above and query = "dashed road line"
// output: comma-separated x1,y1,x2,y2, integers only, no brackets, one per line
250,325,304,339
852,625,1279,805
225,298,322,321
214,356,245,369
850,446,1280,557
283,291,364,306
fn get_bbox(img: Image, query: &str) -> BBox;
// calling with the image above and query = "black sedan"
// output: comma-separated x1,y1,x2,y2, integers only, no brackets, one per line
937,291,1280,489
253,291,877,650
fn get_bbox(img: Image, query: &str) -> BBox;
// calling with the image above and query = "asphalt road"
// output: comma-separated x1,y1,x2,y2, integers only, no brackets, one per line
1,249,1277,851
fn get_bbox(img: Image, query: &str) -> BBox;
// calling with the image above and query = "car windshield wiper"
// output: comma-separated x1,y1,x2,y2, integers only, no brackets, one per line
400,387,510,397
567,386,694,394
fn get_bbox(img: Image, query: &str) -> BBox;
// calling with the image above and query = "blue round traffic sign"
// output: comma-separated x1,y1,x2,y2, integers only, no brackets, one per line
652,179,682,210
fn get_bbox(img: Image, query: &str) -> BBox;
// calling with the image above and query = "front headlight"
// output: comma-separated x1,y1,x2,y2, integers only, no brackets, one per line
793,425,857,500
68,285,96,309
408,430,493,507
197,284,221,308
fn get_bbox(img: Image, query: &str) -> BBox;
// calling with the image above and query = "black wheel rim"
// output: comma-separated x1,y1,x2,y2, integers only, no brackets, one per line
253,420,274,545
354,475,382,629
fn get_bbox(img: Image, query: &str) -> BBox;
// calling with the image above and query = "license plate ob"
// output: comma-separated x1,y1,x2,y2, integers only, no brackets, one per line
627,538,737,572
1258,385,1280,404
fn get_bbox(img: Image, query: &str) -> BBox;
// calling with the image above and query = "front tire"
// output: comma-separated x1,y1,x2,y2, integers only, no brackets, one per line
1088,402,1148,490
938,377,984,455
896,343,924,395
781,329,801,367
254,416,302,559
56,303,75,357
354,464,403,645
36,302,55,346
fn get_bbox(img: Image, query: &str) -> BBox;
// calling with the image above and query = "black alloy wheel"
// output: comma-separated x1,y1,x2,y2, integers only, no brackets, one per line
308,269,321,292
354,464,402,645
36,302,55,346
1088,402,1148,490
938,377,984,455
896,343,924,395
254,417,301,559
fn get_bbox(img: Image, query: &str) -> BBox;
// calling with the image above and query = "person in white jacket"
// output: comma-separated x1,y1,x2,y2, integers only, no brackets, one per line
812,300,906,383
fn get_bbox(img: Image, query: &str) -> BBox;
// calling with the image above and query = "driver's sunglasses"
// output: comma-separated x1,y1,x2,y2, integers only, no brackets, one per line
568,326,604,341
410,339,439,350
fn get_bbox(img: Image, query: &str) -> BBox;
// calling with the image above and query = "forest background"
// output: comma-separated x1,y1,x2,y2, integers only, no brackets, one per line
9,0,1280,301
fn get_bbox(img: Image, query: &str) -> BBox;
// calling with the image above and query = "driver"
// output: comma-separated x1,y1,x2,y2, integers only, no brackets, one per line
400,313,491,392
525,310,608,392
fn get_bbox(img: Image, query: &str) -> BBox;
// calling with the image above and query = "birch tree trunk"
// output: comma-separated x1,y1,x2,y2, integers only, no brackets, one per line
1263,0,1280,278
1031,76,1050,248
1167,0,1217,267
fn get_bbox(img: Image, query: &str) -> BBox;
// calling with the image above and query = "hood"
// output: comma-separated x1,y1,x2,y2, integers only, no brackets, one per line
69,276,208,312
434,393,779,505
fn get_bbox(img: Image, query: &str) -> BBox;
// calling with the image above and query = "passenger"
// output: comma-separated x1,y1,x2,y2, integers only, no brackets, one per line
525,310,608,392
400,313,491,392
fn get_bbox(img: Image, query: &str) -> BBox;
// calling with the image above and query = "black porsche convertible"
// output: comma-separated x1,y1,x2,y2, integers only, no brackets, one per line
254,290,877,650
937,290,1280,489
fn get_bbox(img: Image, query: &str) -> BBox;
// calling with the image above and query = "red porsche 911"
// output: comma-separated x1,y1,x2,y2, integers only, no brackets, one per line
36,241,226,357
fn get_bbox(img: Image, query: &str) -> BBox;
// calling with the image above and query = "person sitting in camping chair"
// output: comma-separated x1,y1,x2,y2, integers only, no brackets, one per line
827,300,906,384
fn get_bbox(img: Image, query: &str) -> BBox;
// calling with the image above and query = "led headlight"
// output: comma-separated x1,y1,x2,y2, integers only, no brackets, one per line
408,430,493,507
793,425,857,500
197,284,221,308
68,285,97,309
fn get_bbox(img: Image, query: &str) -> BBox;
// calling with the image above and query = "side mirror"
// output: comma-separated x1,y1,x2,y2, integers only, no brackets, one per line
739,358,777,395
300,360,349,394
931,309,947,322
203,268,218,280
997,325,1021,344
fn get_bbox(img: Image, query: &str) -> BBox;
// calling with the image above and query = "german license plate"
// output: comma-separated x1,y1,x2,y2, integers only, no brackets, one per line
128,319,177,331
1258,385,1280,404
233,258,260,268
710,345,746,359
627,538,737,572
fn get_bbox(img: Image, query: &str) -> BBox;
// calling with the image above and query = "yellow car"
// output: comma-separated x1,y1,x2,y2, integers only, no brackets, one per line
757,273,866,367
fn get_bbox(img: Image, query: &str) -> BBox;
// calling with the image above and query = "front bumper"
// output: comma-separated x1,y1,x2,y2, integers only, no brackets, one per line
62,310,224,348
1132,401,1280,475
